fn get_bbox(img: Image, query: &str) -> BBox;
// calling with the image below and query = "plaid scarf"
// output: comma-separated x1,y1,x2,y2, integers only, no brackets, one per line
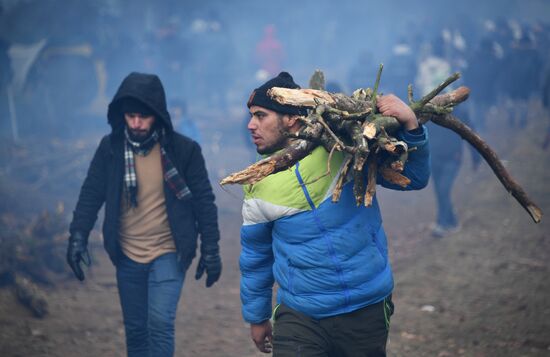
124,128,191,207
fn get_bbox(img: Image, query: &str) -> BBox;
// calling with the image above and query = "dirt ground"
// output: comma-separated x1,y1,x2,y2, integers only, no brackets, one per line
1,102,549,356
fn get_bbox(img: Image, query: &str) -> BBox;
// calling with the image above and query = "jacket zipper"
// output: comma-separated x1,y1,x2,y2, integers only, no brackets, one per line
294,162,351,308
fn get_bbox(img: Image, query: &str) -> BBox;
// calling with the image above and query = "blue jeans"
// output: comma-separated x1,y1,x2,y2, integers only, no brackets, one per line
432,160,460,228
116,253,185,357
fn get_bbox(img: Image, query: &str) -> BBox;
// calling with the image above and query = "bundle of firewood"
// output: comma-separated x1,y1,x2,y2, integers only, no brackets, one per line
221,68,542,223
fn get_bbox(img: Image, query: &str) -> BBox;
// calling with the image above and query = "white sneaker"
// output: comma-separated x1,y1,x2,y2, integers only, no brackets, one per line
431,223,460,238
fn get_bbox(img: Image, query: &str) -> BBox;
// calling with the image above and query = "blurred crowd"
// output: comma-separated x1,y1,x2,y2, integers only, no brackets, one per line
0,1,549,145
357,17,550,136
0,0,549,239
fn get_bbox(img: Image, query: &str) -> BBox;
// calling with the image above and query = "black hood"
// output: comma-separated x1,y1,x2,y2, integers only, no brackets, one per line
107,72,173,134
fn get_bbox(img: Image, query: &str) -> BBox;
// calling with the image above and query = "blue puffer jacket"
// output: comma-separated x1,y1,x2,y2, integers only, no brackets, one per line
240,127,430,324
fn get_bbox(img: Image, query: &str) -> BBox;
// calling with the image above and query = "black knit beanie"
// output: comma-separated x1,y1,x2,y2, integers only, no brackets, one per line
247,72,307,116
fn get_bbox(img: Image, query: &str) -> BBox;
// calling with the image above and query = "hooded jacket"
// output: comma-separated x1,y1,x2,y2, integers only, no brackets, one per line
240,127,430,323
70,72,219,270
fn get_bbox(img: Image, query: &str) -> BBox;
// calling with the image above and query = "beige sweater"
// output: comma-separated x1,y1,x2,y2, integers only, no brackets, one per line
119,143,176,263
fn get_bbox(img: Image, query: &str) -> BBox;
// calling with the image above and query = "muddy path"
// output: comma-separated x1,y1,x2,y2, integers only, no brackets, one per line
0,104,549,356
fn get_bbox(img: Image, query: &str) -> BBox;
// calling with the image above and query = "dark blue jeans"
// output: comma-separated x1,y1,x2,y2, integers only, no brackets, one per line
116,253,185,357
432,160,460,228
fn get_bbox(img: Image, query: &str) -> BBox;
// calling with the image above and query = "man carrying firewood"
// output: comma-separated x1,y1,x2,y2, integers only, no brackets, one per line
240,72,430,356
66,72,221,356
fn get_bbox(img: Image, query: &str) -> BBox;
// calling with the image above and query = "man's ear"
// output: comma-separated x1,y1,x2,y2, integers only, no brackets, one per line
285,114,302,131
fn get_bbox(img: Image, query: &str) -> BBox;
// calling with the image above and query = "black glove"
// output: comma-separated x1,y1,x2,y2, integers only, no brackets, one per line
195,244,222,287
66,231,90,281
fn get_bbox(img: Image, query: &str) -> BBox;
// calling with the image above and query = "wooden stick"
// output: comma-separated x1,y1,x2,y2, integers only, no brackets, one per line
219,139,316,186
410,72,461,111
371,64,384,114
332,155,353,202
365,155,378,207
426,114,542,223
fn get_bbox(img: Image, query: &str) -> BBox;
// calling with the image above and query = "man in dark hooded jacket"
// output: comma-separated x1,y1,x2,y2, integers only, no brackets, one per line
67,72,221,356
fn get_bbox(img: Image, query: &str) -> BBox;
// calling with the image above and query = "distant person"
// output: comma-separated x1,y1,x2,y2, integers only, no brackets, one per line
169,98,202,143
0,36,12,140
188,9,234,110
240,72,430,356
154,16,189,97
415,37,451,99
66,72,221,356
464,37,502,133
497,33,543,129
428,105,481,237
383,37,417,98
416,36,481,237
255,24,285,80
542,65,550,150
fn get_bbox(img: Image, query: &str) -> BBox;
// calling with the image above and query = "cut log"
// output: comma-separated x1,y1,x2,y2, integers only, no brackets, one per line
268,88,335,107
14,274,48,318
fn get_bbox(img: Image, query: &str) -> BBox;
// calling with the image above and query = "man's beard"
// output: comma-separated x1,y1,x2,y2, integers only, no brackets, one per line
256,129,289,155
127,127,154,143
